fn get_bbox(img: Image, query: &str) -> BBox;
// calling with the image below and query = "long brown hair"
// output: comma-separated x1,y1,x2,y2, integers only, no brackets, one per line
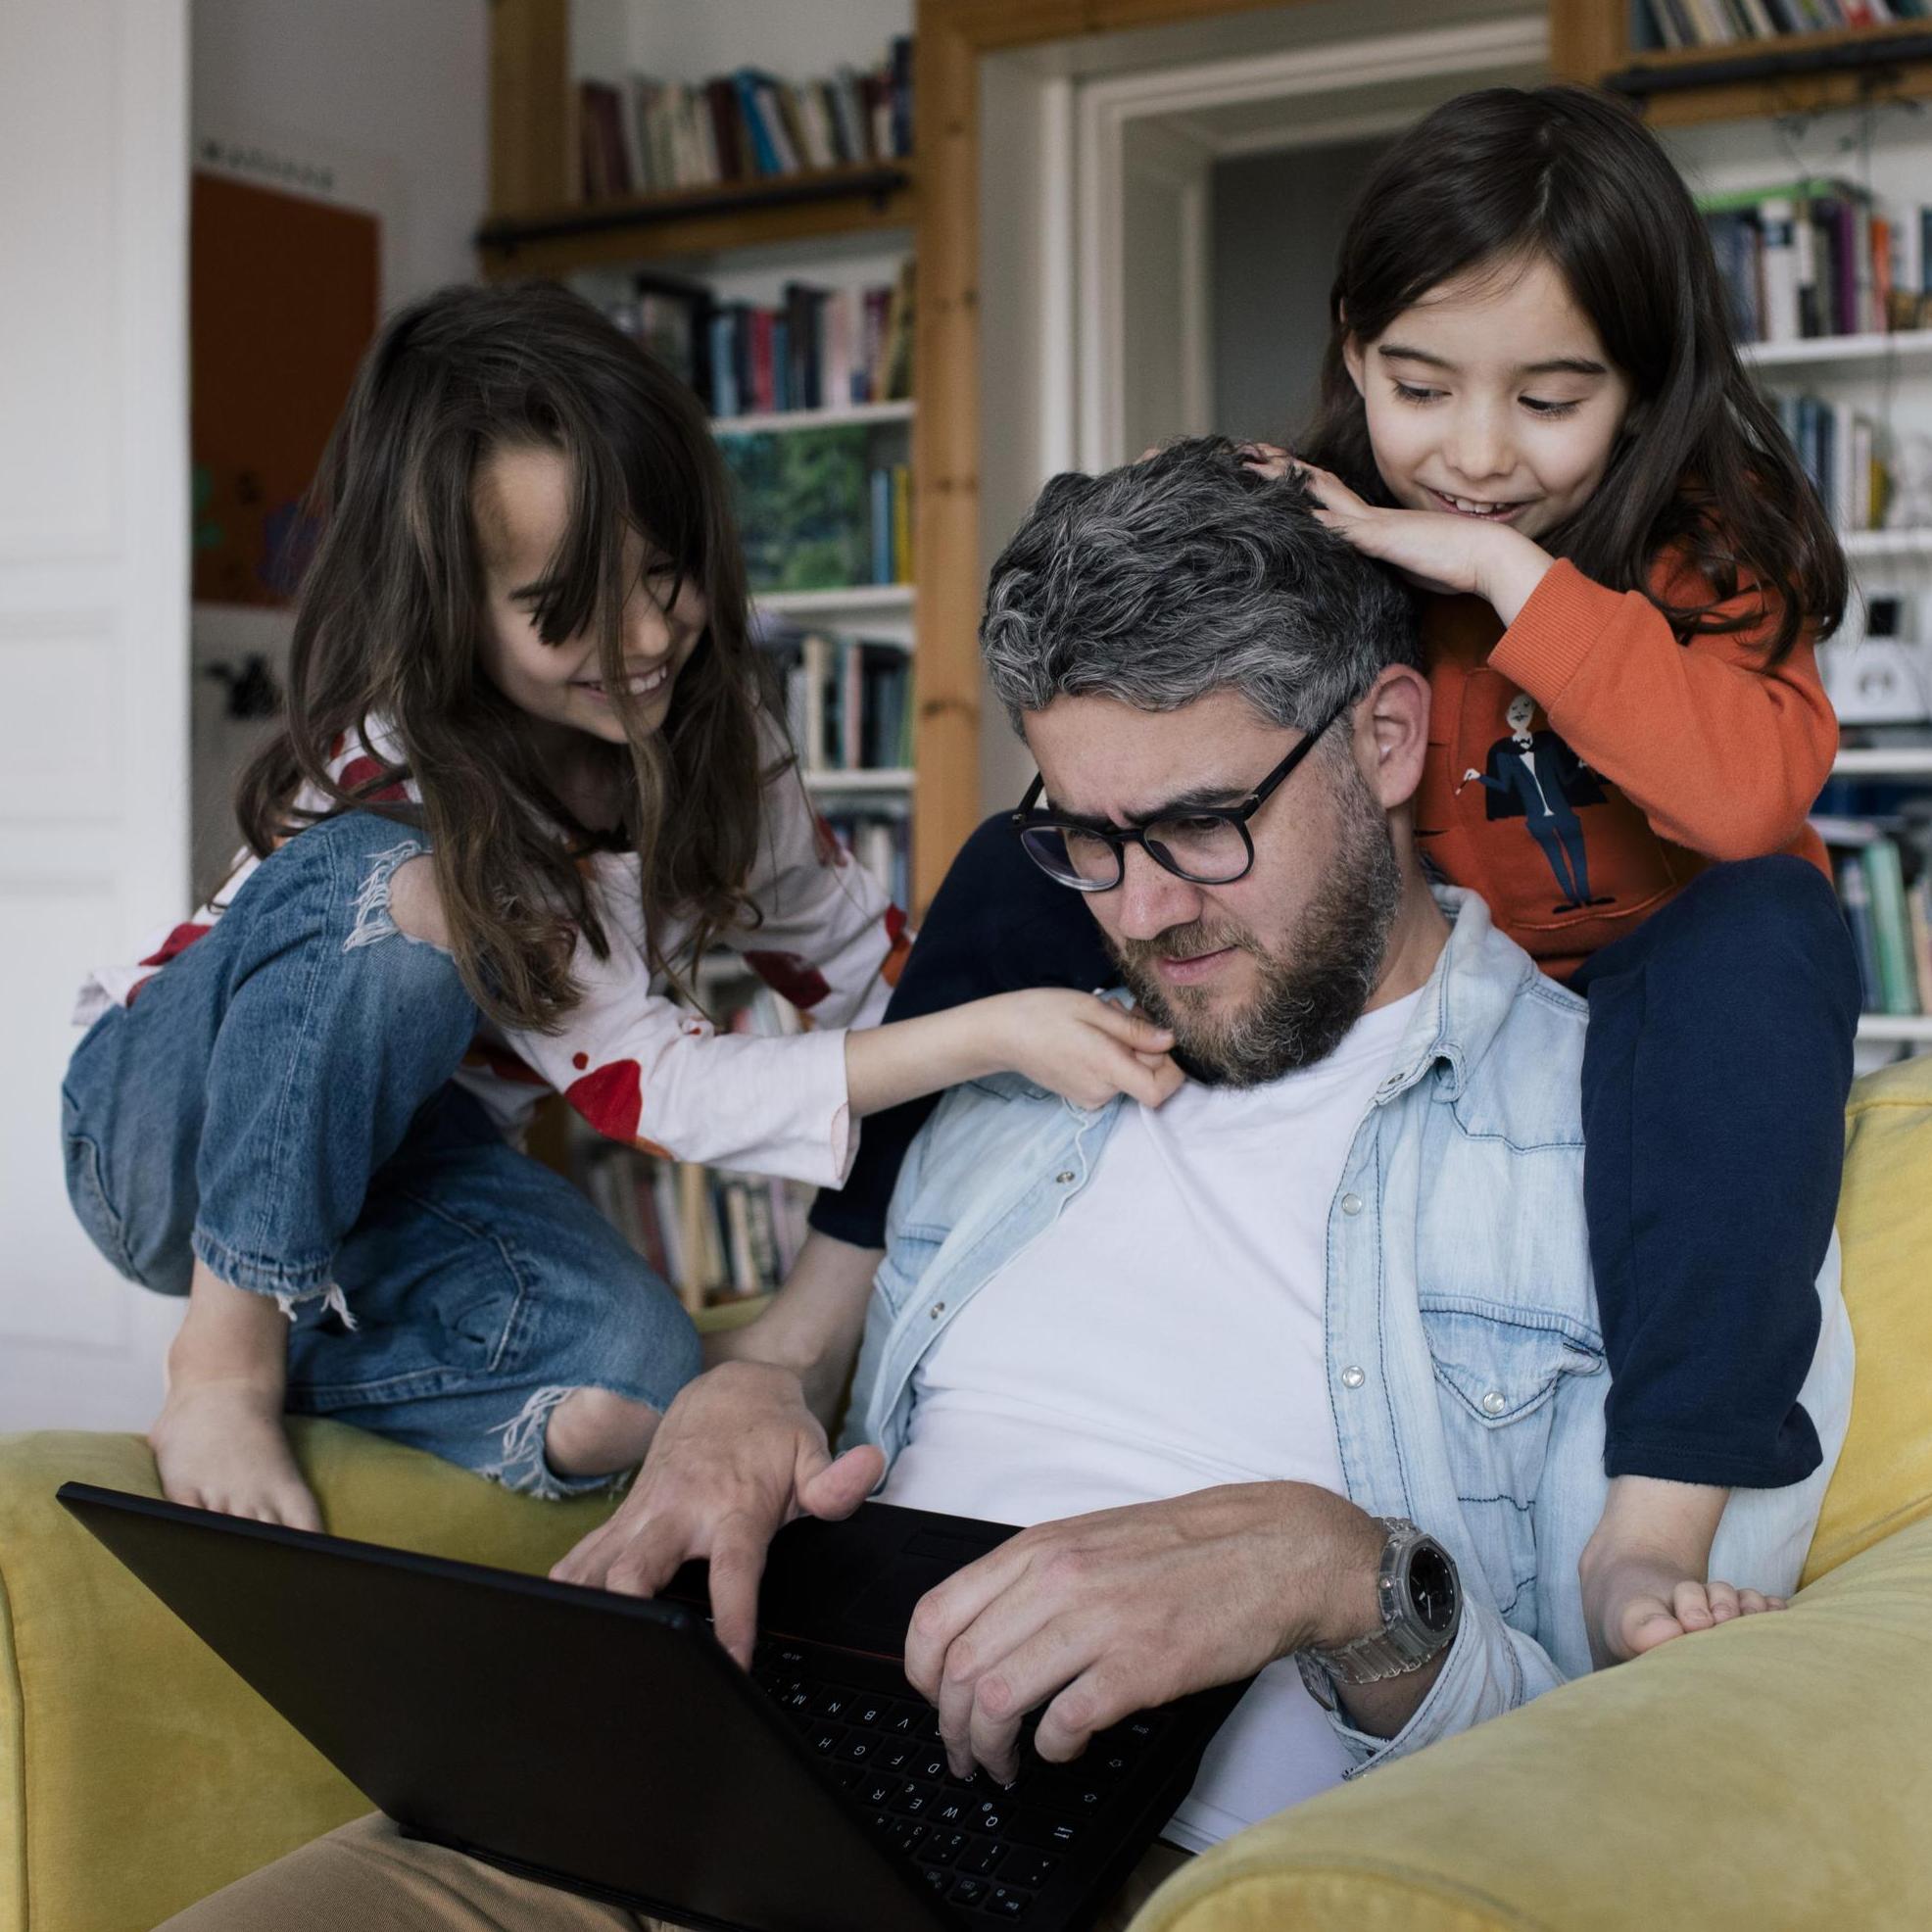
236,280,768,1032
1300,85,1846,663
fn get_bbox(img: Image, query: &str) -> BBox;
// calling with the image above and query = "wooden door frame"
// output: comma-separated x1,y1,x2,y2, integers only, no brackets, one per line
911,0,1594,901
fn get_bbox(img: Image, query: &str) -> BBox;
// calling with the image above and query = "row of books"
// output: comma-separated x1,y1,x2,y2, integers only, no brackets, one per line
723,428,913,594
1645,0,1932,44
577,40,914,203
821,804,911,911
612,266,913,420
581,1141,811,1309
779,633,915,775
1775,392,1894,529
1703,179,1932,343
1830,837,1932,1020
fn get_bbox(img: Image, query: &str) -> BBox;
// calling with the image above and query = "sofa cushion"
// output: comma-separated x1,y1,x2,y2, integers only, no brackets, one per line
1133,1512,1932,1931
1803,1054,1932,1585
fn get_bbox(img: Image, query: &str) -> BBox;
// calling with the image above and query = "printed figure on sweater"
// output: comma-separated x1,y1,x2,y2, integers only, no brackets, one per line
1461,692,1613,914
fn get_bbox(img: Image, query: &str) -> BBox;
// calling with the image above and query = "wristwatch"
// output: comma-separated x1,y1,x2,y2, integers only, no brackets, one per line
1296,1517,1462,1695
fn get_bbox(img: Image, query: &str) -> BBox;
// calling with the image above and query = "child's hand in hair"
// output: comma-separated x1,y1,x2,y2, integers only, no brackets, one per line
1249,450,1553,616
993,990,1183,1111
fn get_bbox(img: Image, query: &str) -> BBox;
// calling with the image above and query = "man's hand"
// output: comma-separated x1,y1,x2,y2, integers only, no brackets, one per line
901,1483,1384,1781
549,1360,885,1667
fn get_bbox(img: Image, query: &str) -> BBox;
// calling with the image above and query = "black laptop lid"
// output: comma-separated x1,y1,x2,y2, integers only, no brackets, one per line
58,1483,950,1932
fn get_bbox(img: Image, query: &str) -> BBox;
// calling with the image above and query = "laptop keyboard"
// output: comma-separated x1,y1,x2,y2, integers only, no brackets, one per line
753,1639,1169,1921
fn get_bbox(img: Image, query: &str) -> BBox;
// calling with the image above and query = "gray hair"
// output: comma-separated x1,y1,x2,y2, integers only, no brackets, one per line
980,437,1419,737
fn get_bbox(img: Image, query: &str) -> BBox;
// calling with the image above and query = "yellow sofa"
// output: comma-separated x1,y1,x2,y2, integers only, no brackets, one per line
2,1058,1929,1932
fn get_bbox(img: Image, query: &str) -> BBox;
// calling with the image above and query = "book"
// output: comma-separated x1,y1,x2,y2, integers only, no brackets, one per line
1838,852,1884,1010
1865,838,1922,1013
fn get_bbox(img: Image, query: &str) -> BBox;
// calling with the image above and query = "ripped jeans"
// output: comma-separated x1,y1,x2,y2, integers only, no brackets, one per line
60,812,701,1497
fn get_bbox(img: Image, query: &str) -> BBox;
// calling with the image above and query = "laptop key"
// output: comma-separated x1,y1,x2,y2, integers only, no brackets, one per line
849,1694,895,1729
930,1793,976,1828
1008,1816,1082,1850
920,1867,950,1894
858,1776,901,1809
918,1830,969,1868
1000,1853,1057,1890
1027,1773,1108,1813
948,1876,989,1908
984,1885,1035,1918
908,1751,949,1784
837,1735,877,1764
880,1744,918,1774
806,1724,846,1756
808,1687,855,1720
892,1822,930,1858
959,1840,1006,1878
892,1780,939,1817
970,1799,1011,1837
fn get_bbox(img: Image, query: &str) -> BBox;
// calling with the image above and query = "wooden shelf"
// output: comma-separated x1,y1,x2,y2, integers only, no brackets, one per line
1858,1013,1932,1042
714,400,914,436
800,767,915,794
754,584,914,618
1834,747,1932,776
477,163,916,278
1558,3,1932,126
1744,331,1932,380
1842,529,1932,561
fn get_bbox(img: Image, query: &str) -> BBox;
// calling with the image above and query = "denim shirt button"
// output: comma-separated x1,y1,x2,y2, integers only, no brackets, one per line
1056,1170,1077,1184
930,1303,946,1319
1340,1192,1364,1216
1340,1366,1366,1389
1480,1389,1508,1416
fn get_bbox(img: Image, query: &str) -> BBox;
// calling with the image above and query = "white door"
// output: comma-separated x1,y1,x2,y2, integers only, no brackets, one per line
0,0,190,1428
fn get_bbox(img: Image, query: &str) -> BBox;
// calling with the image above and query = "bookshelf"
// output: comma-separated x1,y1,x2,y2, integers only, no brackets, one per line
1666,99,1932,1060
1553,3,1932,126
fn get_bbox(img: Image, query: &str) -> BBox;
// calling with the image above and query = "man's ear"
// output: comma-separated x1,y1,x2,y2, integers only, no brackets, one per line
1352,664,1429,811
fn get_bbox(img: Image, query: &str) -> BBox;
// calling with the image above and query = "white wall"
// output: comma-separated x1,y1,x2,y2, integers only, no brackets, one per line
191,0,490,312
572,0,911,85
0,0,190,1429
187,0,491,891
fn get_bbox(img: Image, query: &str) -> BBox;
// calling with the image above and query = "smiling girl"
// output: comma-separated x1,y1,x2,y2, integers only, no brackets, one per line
61,283,1178,1533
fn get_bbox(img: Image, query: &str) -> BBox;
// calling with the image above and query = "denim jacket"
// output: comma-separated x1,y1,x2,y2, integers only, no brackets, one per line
844,888,1853,1773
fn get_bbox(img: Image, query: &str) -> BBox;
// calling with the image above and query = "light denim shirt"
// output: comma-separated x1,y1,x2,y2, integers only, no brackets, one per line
844,887,1854,1774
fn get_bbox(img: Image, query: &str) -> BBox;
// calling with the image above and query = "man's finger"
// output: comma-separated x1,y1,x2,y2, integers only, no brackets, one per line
798,1442,887,1521
551,1511,623,1584
1123,1054,1180,1109
602,1508,700,1601
903,1540,1029,1699
706,1513,773,1668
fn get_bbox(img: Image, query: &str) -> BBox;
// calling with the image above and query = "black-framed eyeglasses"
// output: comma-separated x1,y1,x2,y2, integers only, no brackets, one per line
1008,703,1345,893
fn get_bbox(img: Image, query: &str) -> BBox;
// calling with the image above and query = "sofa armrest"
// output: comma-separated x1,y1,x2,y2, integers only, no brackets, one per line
1130,1514,1932,1932
0,1421,617,1932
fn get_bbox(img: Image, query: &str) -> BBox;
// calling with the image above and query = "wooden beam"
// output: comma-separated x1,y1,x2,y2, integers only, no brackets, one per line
489,0,571,217
910,0,1315,909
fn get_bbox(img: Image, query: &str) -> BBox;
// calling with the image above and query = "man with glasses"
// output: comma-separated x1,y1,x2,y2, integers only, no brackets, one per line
571,439,1844,1844
176,443,1848,1930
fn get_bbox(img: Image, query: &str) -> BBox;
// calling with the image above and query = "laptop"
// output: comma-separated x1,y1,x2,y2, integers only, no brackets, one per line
58,1482,1248,1931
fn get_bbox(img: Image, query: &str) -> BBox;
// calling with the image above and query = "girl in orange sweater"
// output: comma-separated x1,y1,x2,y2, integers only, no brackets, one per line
1248,83,1859,1664
815,84,1860,1670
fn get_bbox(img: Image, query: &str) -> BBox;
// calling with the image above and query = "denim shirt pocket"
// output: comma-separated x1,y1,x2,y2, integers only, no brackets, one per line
1419,1296,1604,1618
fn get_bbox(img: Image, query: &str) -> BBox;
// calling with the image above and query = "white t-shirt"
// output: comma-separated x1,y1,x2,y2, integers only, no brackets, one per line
880,990,1420,1853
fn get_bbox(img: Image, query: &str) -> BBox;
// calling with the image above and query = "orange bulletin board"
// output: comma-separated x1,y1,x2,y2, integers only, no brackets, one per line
191,171,379,605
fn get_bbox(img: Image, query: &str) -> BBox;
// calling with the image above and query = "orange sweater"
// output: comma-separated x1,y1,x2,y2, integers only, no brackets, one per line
1415,553,1837,980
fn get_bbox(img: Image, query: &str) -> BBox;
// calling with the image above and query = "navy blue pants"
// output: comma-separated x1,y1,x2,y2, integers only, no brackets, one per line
810,820,1860,1489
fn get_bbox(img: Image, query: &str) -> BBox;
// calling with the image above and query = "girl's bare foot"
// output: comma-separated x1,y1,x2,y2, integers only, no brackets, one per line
148,1258,323,1531
1578,1474,1783,1666
150,1376,322,1531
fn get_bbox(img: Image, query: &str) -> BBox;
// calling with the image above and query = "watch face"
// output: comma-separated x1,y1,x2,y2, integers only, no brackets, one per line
1406,1541,1459,1634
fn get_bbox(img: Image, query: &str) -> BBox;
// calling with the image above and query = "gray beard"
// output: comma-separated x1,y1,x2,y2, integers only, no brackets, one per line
1107,764,1402,1087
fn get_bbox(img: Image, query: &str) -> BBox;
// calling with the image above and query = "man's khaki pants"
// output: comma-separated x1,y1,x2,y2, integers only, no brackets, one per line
156,1813,1192,1930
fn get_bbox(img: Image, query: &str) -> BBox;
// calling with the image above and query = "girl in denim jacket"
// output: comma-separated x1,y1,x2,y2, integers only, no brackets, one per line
64,284,1177,1531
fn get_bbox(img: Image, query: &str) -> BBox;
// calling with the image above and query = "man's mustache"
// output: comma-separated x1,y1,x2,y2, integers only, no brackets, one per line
1111,918,1257,975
